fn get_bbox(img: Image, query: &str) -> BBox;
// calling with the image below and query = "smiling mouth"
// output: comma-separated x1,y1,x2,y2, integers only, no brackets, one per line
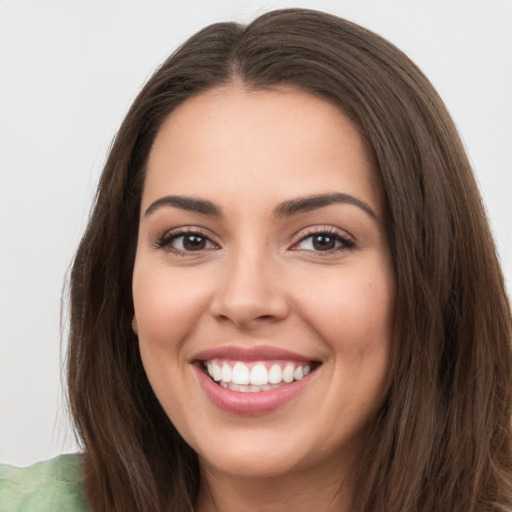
202,359,319,393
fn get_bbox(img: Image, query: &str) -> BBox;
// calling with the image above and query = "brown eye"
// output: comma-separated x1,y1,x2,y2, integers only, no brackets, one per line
158,231,217,253
312,234,337,251
292,230,355,253
182,234,207,251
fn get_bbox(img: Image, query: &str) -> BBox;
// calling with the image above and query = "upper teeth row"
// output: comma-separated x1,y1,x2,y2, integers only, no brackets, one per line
205,360,311,386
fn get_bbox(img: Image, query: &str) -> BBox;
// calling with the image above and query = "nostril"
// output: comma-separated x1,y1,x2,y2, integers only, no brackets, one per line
214,312,283,328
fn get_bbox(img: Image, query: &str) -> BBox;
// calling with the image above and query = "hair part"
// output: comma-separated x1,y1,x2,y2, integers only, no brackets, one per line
67,8,512,511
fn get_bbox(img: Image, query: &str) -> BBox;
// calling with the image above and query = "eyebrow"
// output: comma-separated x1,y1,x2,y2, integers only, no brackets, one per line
273,193,377,219
144,192,377,220
145,195,221,217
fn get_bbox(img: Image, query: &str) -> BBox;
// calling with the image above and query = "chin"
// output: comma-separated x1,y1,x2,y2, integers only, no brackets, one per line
190,422,336,481
199,446,306,480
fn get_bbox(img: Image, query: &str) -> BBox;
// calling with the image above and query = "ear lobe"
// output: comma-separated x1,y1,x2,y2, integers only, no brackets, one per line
131,315,138,335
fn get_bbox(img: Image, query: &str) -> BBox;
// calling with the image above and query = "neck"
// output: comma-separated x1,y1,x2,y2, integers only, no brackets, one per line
195,458,355,512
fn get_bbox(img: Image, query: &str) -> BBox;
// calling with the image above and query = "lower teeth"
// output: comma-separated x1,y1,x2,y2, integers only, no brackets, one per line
218,381,285,393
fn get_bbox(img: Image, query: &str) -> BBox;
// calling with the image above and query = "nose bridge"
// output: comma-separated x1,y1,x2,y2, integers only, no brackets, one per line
210,240,288,327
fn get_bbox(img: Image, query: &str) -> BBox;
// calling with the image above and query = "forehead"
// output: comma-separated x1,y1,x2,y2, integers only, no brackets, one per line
143,84,381,214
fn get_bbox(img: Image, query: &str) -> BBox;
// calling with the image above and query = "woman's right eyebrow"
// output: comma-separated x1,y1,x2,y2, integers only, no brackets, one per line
144,195,222,217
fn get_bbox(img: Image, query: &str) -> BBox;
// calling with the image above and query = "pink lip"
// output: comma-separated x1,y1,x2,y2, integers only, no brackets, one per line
194,364,316,416
191,345,320,415
191,345,317,363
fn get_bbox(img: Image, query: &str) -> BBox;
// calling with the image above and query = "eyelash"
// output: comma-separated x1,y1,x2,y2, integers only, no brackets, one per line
155,228,218,255
155,226,355,255
291,227,355,254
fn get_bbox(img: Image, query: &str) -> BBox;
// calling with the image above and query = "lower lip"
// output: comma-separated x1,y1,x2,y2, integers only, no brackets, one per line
194,364,315,416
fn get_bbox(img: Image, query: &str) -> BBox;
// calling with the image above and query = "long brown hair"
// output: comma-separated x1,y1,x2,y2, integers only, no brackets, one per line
67,8,512,511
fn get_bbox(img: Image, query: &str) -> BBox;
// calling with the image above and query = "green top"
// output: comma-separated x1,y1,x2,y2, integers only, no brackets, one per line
0,454,90,512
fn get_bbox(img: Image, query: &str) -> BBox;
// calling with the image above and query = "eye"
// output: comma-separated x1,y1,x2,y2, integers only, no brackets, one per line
292,229,355,253
157,229,218,254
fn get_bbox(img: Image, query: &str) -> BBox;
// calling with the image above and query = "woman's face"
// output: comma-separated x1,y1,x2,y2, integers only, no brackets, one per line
132,85,395,483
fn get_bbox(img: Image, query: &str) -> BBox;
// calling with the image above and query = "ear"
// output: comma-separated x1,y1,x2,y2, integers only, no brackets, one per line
131,315,139,335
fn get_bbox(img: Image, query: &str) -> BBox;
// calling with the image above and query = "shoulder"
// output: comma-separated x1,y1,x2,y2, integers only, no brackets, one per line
0,454,91,512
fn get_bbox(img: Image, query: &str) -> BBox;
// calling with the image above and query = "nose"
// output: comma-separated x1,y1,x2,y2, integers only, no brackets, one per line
209,249,290,330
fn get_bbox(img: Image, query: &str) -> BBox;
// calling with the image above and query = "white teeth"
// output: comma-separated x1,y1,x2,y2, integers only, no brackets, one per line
268,364,282,384
211,361,222,381
250,364,269,385
222,382,281,393
282,363,295,383
221,363,232,383
204,359,315,390
231,362,250,385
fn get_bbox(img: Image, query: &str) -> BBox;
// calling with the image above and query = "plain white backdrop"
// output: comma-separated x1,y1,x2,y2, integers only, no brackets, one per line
1,0,511,466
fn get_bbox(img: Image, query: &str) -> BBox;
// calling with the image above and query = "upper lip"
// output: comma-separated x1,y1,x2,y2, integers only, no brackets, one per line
191,345,321,363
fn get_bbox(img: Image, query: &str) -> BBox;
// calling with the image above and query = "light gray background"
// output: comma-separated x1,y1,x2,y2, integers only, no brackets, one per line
1,0,511,466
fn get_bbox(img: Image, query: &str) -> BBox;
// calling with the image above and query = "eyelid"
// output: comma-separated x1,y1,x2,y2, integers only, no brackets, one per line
154,226,220,254
152,224,355,255
289,226,356,252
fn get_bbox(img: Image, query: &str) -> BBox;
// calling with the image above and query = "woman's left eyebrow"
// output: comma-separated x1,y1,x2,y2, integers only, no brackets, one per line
273,193,377,220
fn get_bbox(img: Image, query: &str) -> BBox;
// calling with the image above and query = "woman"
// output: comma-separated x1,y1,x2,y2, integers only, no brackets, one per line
2,7,511,512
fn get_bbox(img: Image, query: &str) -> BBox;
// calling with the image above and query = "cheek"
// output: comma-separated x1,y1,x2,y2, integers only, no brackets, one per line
294,263,395,354
132,262,212,352
293,258,395,413
132,263,212,421
131,263,215,415
299,263,394,428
